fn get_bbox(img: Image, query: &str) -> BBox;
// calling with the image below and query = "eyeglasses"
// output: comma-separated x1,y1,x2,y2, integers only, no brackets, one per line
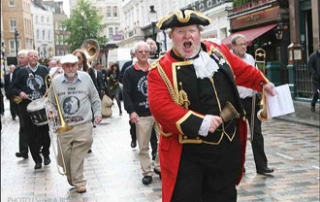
137,50,150,54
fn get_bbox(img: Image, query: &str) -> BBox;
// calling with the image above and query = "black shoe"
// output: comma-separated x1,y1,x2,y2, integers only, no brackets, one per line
88,149,92,153
44,156,51,165
152,153,156,161
243,167,246,173
154,168,161,180
142,176,152,185
16,152,28,159
34,163,42,170
131,140,137,148
311,105,315,112
257,167,274,175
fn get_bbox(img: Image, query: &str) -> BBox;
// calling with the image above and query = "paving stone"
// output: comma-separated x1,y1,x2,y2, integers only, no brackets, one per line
1,99,319,201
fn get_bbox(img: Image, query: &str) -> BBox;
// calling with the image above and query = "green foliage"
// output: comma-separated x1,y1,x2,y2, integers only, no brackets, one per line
61,0,107,52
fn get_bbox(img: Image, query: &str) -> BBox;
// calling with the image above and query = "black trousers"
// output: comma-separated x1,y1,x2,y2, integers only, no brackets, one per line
20,102,50,164
241,97,268,169
129,121,136,141
9,99,17,119
172,136,241,202
17,104,28,154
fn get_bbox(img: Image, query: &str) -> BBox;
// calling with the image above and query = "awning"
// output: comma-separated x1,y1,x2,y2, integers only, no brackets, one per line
221,24,277,47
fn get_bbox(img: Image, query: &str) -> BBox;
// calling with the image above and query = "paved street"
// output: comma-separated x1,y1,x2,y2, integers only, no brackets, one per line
1,99,319,202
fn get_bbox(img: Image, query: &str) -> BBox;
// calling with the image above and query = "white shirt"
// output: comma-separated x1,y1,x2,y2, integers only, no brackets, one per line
236,53,256,99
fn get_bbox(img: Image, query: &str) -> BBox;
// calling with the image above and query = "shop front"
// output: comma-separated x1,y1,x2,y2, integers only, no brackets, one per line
224,0,290,86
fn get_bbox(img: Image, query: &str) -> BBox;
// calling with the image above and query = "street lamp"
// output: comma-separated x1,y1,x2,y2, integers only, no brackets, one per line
14,28,19,58
149,5,157,41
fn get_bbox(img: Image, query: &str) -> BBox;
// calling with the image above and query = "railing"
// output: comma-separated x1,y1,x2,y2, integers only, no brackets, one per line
294,62,312,98
232,0,274,13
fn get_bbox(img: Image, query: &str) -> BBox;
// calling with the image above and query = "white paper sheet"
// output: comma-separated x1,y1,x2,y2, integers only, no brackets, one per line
266,84,295,118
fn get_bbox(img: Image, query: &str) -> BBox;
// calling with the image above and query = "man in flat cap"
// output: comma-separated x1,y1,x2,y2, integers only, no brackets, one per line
147,9,275,202
48,54,102,193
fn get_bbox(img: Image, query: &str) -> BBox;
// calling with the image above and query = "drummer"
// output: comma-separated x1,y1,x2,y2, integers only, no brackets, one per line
11,49,51,170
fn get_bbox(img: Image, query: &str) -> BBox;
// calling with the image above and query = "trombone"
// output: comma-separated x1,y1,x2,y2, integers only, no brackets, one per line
45,75,73,175
250,48,268,142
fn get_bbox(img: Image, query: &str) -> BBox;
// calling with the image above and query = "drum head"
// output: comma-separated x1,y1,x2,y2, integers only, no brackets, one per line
27,98,48,126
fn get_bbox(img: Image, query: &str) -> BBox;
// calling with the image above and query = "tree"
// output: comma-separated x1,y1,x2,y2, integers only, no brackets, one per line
62,0,107,52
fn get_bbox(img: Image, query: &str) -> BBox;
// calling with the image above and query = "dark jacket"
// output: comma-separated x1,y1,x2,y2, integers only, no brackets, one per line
4,73,14,99
307,50,320,91
119,60,133,84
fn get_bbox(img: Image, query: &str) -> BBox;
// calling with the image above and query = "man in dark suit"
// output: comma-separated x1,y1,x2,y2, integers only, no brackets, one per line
4,64,18,120
11,50,51,169
94,63,106,99
13,50,29,159
119,49,137,148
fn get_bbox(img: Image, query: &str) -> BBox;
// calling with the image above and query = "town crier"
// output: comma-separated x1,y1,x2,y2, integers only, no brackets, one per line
147,9,275,202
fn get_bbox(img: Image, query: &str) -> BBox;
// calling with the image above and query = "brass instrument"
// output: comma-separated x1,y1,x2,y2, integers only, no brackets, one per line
13,95,23,104
45,75,72,175
257,88,268,121
80,39,100,67
255,48,266,74
255,48,269,122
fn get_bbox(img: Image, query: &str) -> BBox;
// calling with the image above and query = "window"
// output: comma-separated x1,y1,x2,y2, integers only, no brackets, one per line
9,40,19,54
41,16,44,23
113,6,118,17
36,16,38,23
42,30,45,40
9,1,15,7
47,17,50,23
108,27,113,39
106,6,111,18
55,22,58,30
48,31,50,40
115,27,119,34
37,29,40,40
9,19,17,32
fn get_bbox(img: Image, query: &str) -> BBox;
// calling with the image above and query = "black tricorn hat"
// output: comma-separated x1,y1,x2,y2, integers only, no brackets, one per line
156,9,211,30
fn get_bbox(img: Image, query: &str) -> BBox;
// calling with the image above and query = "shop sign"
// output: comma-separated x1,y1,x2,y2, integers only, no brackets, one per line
231,6,280,29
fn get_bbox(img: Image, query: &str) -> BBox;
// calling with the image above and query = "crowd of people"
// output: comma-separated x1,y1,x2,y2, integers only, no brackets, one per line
1,8,318,202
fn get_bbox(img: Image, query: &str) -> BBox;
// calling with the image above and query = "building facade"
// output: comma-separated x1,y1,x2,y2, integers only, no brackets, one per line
31,0,55,60
43,0,69,57
2,0,33,65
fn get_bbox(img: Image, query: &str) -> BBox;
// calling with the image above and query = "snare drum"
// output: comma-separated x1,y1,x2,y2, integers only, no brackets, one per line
27,98,48,126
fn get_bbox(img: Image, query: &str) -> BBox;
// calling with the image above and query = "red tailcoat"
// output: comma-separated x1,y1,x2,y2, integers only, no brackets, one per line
148,40,268,202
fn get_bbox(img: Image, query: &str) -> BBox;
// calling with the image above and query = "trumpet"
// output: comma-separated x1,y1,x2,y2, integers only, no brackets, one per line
45,75,73,175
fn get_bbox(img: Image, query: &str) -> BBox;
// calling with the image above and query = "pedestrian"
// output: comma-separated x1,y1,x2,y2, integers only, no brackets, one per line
12,49,29,159
107,63,122,115
122,41,160,185
4,64,18,120
146,37,159,60
73,49,98,151
119,49,137,148
48,54,102,193
231,34,274,175
307,44,320,112
48,59,57,69
11,50,51,169
0,64,4,117
147,9,275,202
